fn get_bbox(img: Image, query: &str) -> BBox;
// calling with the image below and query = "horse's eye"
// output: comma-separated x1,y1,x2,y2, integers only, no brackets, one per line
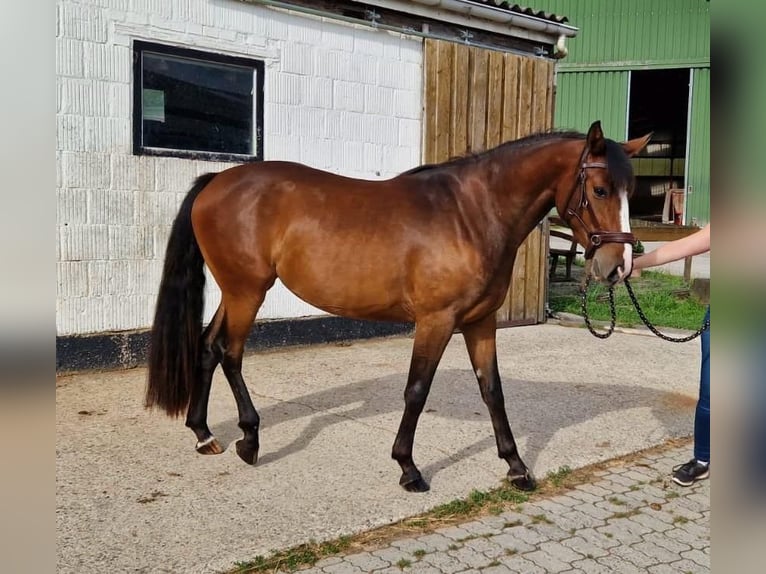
593,186,608,199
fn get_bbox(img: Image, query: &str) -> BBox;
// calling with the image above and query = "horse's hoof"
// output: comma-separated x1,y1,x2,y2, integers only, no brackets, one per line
195,437,224,455
235,440,259,465
400,472,430,493
508,470,537,492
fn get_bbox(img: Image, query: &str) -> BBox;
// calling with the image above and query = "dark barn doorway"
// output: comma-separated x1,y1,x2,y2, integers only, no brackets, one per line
627,68,690,222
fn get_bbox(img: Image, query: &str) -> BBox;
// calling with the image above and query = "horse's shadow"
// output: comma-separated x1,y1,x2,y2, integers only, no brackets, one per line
210,368,694,481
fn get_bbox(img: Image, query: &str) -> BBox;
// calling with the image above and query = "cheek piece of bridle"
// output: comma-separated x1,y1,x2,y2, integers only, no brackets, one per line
563,145,636,260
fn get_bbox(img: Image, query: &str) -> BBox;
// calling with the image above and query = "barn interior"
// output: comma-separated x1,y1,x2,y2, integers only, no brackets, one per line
627,68,690,223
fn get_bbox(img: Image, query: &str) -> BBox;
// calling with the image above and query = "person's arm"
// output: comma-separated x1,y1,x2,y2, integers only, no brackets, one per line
633,223,710,270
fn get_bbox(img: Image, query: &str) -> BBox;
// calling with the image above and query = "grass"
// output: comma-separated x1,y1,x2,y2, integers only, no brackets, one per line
549,267,706,331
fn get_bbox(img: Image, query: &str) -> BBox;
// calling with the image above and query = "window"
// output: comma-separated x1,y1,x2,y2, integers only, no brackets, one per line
133,41,264,161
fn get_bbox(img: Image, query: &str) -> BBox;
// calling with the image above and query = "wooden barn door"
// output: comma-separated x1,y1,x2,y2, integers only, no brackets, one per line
423,39,555,326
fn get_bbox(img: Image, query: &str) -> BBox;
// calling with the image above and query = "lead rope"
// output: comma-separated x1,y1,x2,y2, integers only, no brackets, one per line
579,276,710,342
580,275,616,338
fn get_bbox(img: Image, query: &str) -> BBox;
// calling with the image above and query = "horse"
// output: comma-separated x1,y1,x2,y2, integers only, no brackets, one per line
145,120,650,492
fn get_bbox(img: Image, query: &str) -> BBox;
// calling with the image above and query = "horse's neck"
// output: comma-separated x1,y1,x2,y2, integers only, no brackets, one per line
482,142,575,243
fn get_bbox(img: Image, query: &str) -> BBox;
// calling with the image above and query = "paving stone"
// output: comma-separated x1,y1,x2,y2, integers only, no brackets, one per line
406,563,444,574
662,500,704,521
345,552,390,571
595,522,642,545
574,503,614,520
321,561,364,574
476,515,510,530
628,512,673,533
561,535,608,559
567,489,602,504
665,523,709,549
447,545,493,569
609,544,659,569
595,554,645,574
414,533,454,553
622,489,667,507
484,532,536,554
435,526,473,541
570,558,613,573
681,548,711,568
600,473,635,488
576,527,621,550
633,540,682,564
497,510,531,526
670,558,707,573
499,554,546,573
550,495,581,508
537,540,584,564
421,550,471,574
462,536,499,555
556,510,606,530
643,531,693,554
623,468,659,482
461,520,501,537
525,522,571,542
523,549,572,573
529,499,573,515
500,525,546,546
295,445,708,574
575,484,613,498
313,556,344,569
371,546,410,565
391,537,432,554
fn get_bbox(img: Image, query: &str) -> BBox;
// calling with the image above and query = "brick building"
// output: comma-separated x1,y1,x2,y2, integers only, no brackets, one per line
56,0,573,369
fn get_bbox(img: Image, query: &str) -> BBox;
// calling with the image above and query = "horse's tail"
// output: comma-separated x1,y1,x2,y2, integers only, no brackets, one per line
145,172,218,417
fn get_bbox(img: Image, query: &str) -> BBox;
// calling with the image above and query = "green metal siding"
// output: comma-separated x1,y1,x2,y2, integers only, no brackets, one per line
685,67,710,225
535,0,710,68
554,70,628,139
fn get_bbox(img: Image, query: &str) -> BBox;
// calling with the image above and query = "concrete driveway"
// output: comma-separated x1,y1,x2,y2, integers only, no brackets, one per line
56,323,700,573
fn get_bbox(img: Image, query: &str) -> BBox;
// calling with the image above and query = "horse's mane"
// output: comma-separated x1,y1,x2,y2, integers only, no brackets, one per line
402,129,635,191
401,130,585,175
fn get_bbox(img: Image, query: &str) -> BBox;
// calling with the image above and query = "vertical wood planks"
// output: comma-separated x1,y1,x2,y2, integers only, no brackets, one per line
422,39,555,326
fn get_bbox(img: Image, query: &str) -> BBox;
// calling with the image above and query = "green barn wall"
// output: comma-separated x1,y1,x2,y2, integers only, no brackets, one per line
533,0,710,224
536,0,709,69
686,67,710,224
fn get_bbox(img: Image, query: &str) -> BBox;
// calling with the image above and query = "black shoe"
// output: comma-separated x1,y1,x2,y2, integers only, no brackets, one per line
672,458,709,486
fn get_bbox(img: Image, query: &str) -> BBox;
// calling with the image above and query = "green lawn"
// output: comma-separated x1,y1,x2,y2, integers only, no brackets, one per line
549,269,707,331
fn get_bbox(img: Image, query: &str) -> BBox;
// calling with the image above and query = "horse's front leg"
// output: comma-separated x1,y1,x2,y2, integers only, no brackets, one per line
461,313,536,491
392,314,455,492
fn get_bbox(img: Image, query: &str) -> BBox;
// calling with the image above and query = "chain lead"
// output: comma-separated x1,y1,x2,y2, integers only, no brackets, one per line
624,278,709,343
579,276,709,343
580,275,616,338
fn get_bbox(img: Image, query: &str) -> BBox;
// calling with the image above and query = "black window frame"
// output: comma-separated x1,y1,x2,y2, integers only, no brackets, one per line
132,40,265,162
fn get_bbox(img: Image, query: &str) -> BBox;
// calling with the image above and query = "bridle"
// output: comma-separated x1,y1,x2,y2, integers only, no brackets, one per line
563,144,636,259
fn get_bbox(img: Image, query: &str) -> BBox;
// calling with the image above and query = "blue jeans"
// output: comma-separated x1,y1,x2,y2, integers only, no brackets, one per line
694,306,710,462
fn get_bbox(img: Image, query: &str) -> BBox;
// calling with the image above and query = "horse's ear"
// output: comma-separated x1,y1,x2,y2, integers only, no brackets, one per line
586,121,606,155
622,133,652,157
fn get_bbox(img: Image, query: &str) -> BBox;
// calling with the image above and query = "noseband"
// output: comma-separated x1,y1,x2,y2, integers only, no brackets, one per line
564,145,636,259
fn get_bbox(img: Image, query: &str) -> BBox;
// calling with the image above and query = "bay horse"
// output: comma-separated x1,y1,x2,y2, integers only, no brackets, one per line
146,121,649,492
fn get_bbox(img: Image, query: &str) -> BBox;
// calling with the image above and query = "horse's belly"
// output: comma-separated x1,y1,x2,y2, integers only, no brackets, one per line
277,261,413,323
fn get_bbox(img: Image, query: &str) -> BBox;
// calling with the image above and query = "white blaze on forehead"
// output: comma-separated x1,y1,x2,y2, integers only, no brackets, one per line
619,189,633,276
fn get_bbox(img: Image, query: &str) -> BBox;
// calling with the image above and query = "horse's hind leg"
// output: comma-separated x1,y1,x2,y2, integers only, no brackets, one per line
392,314,455,492
219,293,266,465
461,314,536,491
186,304,226,455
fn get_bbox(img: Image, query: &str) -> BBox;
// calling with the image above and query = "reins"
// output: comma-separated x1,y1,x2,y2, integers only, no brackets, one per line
579,276,710,342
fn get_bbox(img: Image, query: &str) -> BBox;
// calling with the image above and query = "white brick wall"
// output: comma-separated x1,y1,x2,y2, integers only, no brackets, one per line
56,0,423,336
